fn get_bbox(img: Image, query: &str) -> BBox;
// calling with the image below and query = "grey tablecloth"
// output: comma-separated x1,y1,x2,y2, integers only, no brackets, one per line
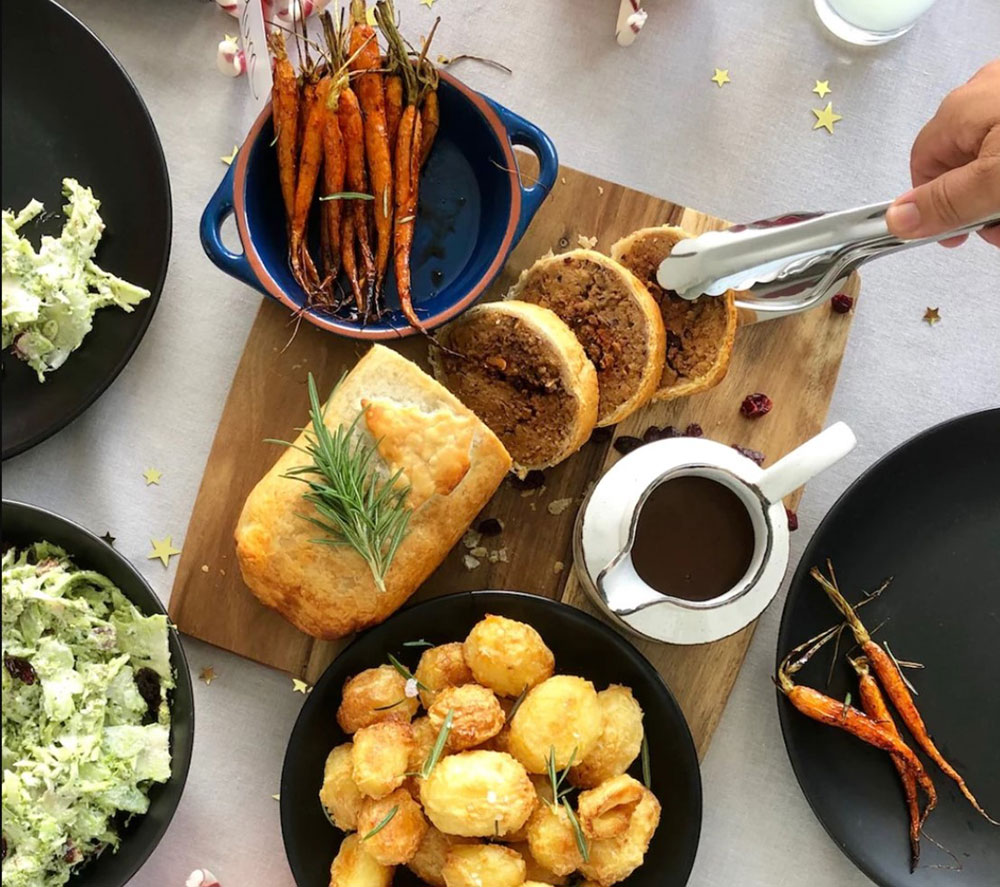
5,1,999,884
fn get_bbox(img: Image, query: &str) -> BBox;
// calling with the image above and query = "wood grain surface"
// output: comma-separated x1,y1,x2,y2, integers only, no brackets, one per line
169,164,859,757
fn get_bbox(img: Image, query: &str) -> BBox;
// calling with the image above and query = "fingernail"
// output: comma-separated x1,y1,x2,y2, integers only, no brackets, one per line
887,201,921,234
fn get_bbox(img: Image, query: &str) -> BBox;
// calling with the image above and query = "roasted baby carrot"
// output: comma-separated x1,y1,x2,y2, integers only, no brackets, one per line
340,207,363,313
269,34,300,226
321,82,347,281
338,85,376,315
813,565,998,825
290,76,331,295
385,74,403,151
851,656,927,871
419,85,439,168
349,0,392,299
777,632,939,806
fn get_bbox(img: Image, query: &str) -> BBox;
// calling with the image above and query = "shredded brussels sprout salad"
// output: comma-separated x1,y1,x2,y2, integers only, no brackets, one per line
1,178,151,381
1,543,173,887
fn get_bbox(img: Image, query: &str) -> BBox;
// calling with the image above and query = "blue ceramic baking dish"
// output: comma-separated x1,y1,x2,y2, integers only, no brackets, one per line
200,71,558,339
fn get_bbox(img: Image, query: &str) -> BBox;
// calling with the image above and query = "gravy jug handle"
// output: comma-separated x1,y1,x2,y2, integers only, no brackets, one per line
757,422,857,504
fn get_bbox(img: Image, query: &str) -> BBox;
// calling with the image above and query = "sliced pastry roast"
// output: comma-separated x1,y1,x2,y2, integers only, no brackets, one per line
235,345,511,639
611,226,738,401
429,300,599,474
508,249,666,426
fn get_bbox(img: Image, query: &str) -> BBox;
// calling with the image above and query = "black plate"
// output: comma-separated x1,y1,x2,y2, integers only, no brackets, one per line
1,0,171,459
1,499,194,886
777,410,1000,887
281,591,702,886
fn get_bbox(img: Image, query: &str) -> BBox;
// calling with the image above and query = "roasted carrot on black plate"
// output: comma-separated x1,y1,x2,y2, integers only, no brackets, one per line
812,564,998,825
849,654,926,872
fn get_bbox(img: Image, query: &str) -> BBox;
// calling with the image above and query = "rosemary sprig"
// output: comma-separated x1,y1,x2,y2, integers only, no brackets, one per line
640,733,651,789
272,374,412,592
506,684,529,724
546,745,577,805
562,798,590,863
387,653,429,691
319,191,374,201
422,709,453,778
372,697,406,711
362,805,398,840
884,642,919,696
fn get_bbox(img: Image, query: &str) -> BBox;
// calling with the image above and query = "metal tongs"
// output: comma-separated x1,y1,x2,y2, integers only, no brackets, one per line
657,200,1000,321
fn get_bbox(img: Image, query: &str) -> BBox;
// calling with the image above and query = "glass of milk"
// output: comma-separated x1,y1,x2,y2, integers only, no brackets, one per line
814,0,939,44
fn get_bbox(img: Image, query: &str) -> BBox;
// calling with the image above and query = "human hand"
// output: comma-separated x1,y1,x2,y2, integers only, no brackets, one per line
886,58,1000,248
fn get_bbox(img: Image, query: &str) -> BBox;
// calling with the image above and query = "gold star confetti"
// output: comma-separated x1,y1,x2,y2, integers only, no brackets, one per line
142,467,163,485
420,0,436,7
148,536,182,568
711,68,731,87
292,678,311,694
271,794,281,801
923,307,941,325
224,34,238,45
199,666,216,685
812,102,843,134
100,531,116,546
812,80,831,98
577,234,598,249
221,144,239,166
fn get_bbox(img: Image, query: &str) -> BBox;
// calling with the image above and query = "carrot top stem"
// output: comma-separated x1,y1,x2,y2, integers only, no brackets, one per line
810,564,871,644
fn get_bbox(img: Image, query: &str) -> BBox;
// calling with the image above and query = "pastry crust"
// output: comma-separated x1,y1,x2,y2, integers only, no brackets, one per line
508,249,665,426
429,301,599,475
234,345,511,639
611,226,738,401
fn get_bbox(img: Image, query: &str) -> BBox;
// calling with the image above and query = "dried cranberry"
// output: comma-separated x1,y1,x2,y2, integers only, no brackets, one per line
786,508,799,531
732,444,766,466
476,518,504,537
4,656,37,685
508,469,546,490
740,393,773,419
684,423,703,437
588,426,614,444
134,667,162,723
830,293,854,314
613,435,645,455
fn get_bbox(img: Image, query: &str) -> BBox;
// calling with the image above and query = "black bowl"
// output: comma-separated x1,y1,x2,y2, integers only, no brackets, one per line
281,590,702,886
1,499,194,886
1,0,171,459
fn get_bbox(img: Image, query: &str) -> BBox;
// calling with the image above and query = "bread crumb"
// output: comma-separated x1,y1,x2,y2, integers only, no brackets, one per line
577,234,598,250
462,529,482,549
547,498,574,516
560,176,567,185
598,185,605,195
488,550,500,563
520,488,537,498
201,564,209,573
541,248,555,260
553,561,564,573
463,554,481,571
497,548,509,563
529,502,537,511
470,546,488,558
219,569,226,576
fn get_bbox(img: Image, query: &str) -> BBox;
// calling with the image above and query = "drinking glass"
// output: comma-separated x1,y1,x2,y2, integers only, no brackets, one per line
813,0,940,45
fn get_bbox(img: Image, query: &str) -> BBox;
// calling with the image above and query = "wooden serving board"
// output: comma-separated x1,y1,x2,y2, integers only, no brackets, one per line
170,165,858,758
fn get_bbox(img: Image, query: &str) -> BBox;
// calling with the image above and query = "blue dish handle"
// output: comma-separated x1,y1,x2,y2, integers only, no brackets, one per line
488,99,559,244
199,162,261,290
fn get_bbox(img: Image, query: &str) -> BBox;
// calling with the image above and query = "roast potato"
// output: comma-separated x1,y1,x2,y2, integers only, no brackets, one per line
337,664,419,734
319,743,363,830
578,786,661,885
507,841,569,885
352,720,413,799
463,614,555,697
429,683,505,751
356,787,428,866
415,642,474,707
441,844,526,887
406,826,476,887
525,800,584,877
420,749,535,837
508,675,602,773
569,685,644,788
328,833,393,887
577,774,644,840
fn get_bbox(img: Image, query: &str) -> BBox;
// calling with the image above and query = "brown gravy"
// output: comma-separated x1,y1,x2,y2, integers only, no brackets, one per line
631,475,755,601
